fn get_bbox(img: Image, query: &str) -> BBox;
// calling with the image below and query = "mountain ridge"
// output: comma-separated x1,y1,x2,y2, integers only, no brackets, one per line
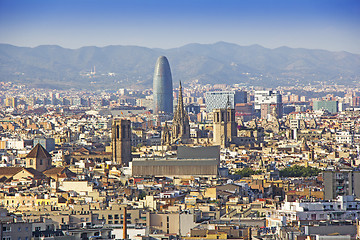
0,42,359,90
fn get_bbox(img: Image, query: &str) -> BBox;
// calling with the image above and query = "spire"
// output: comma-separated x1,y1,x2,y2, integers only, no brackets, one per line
176,81,184,117
226,95,231,109
172,80,190,142
174,81,186,122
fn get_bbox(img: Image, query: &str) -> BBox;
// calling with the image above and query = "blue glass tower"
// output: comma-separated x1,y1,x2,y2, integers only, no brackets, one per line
153,56,173,114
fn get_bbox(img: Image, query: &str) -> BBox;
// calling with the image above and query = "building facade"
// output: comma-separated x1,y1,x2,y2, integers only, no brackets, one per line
323,170,360,200
205,91,247,113
254,90,282,111
131,146,220,177
33,138,55,152
313,100,338,113
275,195,360,222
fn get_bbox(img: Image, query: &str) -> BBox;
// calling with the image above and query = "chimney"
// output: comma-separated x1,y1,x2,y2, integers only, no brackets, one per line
248,227,252,240
123,207,127,239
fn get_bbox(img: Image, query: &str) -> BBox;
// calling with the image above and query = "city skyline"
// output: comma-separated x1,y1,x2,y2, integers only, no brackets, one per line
0,0,359,53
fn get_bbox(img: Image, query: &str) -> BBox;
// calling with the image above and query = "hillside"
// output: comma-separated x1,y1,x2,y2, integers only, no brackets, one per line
0,42,359,89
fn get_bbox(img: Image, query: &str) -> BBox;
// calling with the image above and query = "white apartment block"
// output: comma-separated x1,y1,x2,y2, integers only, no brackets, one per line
254,90,282,110
273,195,360,222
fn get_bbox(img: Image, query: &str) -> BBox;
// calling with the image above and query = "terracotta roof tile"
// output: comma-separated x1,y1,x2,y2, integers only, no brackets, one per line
26,143,51,159
0,167,24,177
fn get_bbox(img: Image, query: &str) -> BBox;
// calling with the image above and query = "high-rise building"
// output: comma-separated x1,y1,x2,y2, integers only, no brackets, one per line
254,90,283,118
112,119,132,166
254,90,282,110
153,56,173,114
323,170,360,200
352,97,360,106
33,138,55,152
5,97,17,108
313,100,338,113
235,103,254,121
261,103,283,119
205,91,247,113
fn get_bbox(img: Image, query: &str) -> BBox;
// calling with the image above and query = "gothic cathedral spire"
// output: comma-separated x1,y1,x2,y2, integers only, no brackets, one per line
172,81,190,143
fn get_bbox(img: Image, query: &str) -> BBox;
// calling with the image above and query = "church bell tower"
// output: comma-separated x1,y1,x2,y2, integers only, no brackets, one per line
112,119,132,166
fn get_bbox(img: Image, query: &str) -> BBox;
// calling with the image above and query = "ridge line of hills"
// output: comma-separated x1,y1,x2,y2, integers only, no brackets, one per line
0,42,359,90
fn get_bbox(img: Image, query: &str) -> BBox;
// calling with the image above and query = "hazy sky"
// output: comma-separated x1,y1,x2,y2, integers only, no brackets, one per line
0,0,359,53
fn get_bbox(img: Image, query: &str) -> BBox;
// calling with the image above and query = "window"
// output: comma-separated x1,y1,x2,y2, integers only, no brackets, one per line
108,214,113,220
40,159,43,165
35,227,41,231
2,226,11,232
2,237,11,240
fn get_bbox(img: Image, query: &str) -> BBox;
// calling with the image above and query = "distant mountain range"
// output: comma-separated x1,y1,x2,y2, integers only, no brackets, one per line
0,42,359,90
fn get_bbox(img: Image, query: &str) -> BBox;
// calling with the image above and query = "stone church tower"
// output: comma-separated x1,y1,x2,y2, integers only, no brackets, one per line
112,119,132,166
213,98,237,148
25,143,52,172
171,81,190,143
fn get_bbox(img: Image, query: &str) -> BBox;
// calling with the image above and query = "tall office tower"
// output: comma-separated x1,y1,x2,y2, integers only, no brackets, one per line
112,119,132,166
51,95,57,105
172,81,190,142
313,100,338,113
213,106,237,148
254,90,283,118
153,56,173,114
205,91,247,113
323,170,360,200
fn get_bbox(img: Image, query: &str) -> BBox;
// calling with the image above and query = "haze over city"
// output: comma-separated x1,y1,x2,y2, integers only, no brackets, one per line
0,0,359,53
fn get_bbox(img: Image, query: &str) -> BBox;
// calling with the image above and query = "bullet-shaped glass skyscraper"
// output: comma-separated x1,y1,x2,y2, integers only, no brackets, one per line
153,56,173,114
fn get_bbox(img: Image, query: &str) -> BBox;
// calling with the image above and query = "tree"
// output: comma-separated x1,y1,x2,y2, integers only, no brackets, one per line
279,165,321,178
234,168,263,178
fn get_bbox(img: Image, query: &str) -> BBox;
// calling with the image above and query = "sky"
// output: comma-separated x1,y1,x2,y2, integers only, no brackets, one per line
0,0,359,53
